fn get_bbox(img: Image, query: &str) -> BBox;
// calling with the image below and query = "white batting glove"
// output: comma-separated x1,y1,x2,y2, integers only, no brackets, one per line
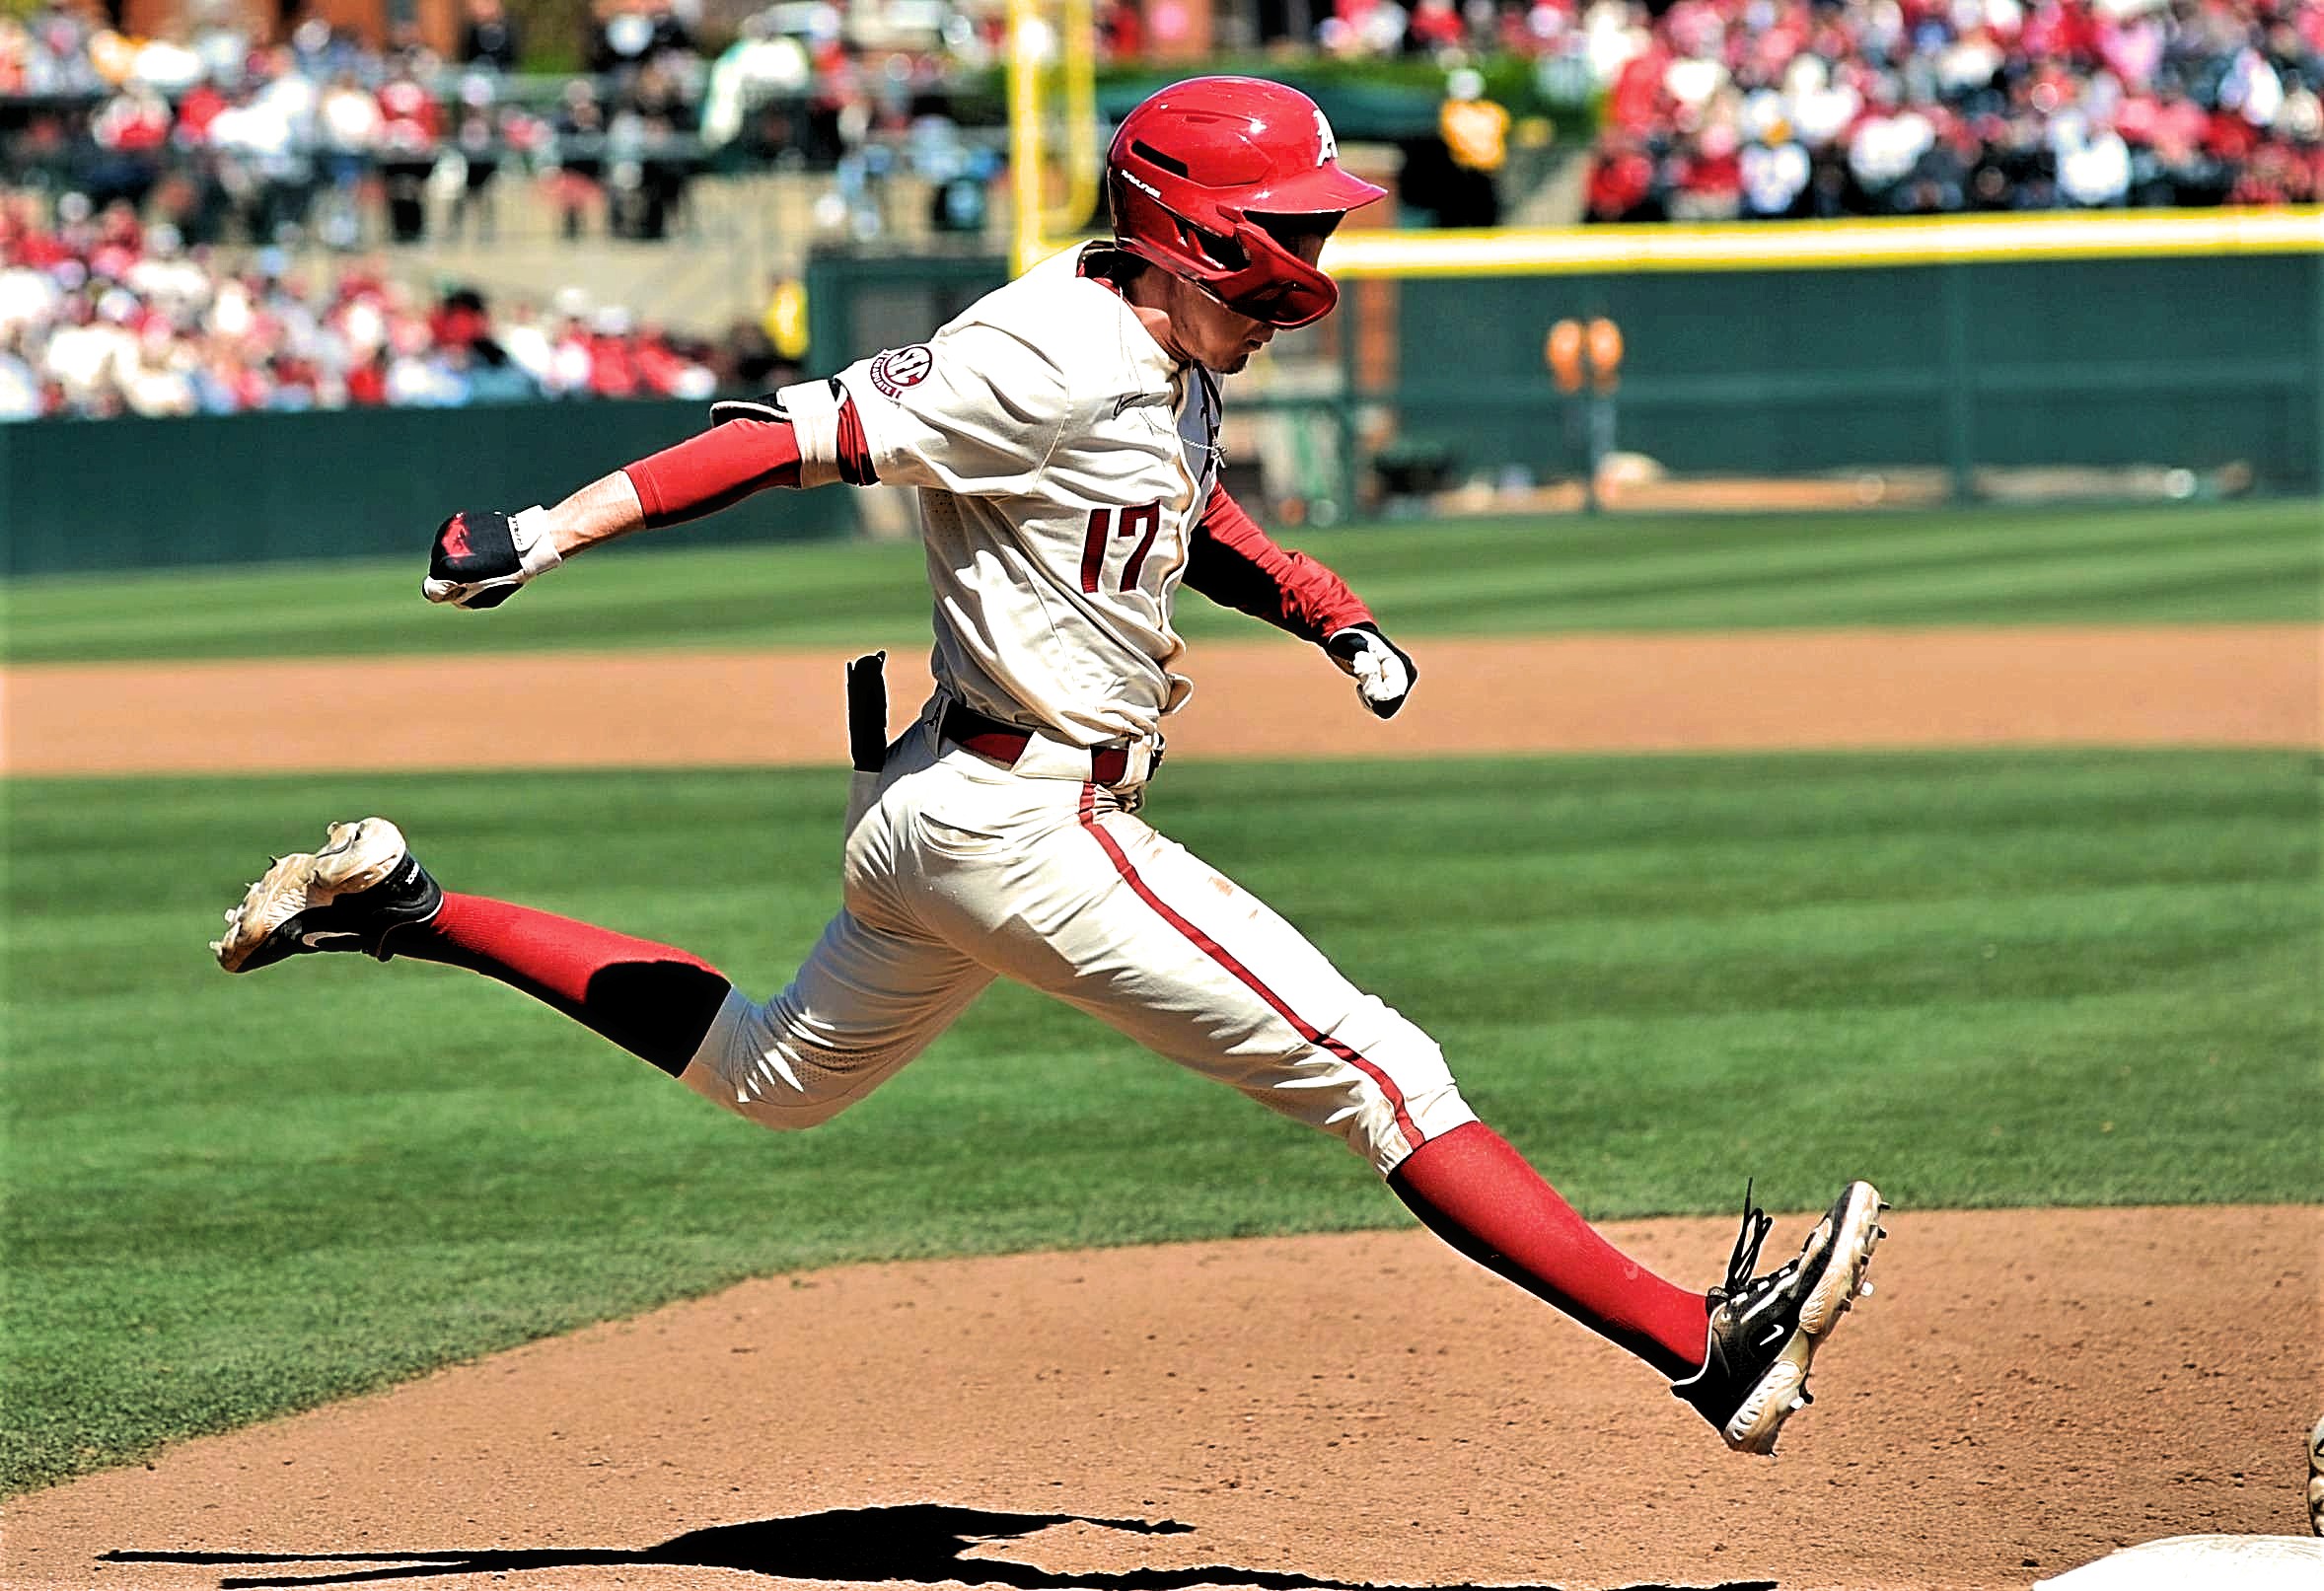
421,506,562,610
1325,624,1419,719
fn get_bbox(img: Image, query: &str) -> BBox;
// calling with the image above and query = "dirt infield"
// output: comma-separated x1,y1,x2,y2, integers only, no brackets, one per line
5,624,2316,775
6,625,2318,1591
8,1210,2317,1591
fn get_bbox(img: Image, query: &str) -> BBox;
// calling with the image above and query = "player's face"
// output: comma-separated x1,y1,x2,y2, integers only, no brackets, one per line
1169,277,1276,374
1177,222,1338,373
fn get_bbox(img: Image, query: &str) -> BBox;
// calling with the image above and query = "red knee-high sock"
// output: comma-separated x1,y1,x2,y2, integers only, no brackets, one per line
1390,1121,1709,1379
388,893,732,1076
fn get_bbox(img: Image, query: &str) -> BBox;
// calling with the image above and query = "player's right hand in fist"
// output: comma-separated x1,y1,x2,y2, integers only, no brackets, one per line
423,506,562,610
1325,623,1418,719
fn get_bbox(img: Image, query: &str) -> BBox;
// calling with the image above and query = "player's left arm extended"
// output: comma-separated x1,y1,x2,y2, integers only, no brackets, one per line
1184,486,1417,719
421,395,872,610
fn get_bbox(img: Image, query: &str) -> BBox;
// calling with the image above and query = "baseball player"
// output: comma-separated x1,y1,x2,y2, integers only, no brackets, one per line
213,77,1883,1456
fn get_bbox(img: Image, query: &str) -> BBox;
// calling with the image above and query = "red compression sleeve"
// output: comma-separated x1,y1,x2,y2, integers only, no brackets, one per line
623,417,803,528
393,894,732,1076
620,398,877,528
1391,1121,1712,1379
1183,487,1372,642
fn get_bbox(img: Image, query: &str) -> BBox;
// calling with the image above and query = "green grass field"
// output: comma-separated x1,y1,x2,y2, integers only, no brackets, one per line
6,500,2318,664
4,500,2318,1499
6,750,2316,1495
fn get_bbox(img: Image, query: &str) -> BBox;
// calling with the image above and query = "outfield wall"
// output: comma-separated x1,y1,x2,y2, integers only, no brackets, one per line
4,223,2317,576
1396,250,2323,495
817,238,2323,505
0,400,851,577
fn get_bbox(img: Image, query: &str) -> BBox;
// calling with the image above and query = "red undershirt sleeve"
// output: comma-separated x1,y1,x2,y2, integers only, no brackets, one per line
620,397,877,529
1182,485,1373,643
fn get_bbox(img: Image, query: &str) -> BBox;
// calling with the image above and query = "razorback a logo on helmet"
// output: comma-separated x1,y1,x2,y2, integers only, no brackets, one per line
1313,108,1338,166
440,514,474,559
870,344,934,398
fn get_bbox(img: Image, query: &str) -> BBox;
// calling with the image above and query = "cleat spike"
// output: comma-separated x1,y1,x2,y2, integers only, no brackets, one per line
1858,1280,1874,1297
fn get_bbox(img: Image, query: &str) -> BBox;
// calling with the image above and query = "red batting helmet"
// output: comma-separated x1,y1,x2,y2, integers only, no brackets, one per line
1106,76,1385,330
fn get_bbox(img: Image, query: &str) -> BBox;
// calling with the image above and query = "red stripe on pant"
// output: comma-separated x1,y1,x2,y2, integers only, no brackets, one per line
1078,801,1424,1152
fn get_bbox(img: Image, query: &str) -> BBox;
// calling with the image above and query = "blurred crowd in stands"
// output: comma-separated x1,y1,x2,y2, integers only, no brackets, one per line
0,0,999,251
1580,0,2324,219
5,0,2315,254
0,192,796,420
4,0,2319,426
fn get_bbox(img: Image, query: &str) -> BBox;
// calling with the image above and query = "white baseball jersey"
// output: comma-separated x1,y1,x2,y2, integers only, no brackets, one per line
781,244,1222,749
681,250,1476,1178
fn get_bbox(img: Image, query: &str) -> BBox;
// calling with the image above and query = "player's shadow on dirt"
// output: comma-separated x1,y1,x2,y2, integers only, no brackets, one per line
103,1500,1775,1591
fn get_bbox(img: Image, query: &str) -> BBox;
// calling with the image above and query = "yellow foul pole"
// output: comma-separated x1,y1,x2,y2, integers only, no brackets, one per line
1005,0,1046,276
1007,0,1100,275
1045,0,1098,242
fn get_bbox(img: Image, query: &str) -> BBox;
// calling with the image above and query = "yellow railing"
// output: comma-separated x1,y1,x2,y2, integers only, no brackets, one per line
1318,207,2324,277
1020,203,2323,277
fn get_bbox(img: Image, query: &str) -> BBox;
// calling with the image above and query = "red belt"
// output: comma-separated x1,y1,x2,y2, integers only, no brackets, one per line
940,701,1146,786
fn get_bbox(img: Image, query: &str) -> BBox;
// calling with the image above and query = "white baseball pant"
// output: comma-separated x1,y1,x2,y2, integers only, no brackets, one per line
679,705,1477,1176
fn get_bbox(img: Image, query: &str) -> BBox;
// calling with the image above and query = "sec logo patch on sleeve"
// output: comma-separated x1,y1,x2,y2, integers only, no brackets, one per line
870,344,934,398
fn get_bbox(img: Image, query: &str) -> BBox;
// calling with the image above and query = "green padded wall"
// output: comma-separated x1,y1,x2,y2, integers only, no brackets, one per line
2,400,853,577
6,249,2314,576
1392,253,2321,491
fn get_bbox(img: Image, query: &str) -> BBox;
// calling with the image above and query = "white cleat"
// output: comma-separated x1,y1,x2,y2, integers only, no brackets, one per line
1672,1180,1887,1455
211,819,442,973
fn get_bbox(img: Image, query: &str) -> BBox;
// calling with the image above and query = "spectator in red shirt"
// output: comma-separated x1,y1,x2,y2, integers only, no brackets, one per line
586,310,640,398
175,77,231,145
1408,0,1467,54
1096,0,1143,62
345,350,390,406
375,65,442,244
1587,134,1662,222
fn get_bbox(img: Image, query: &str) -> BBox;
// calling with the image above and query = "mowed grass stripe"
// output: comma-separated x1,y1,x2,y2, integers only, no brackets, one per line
5,749,2314,1492
5,501,2315,664
1635,536,2324,631
1342,499,2306,610
1831,547,2324,626
1429,524,2320,630
0,541,933,662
